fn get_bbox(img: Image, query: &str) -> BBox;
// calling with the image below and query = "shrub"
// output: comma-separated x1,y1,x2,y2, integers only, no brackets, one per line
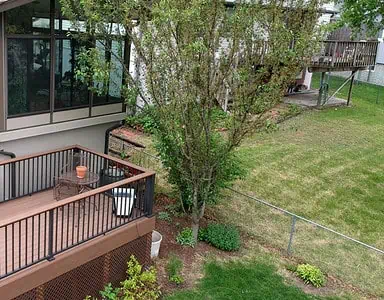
202,223,241,251
125,106,158,134
295,264,326,288
121,255,160,299
99,283,119,300
166,254,184,285
84,255,161,300
198,227,208,242
158,211,172,222
176,228,195,247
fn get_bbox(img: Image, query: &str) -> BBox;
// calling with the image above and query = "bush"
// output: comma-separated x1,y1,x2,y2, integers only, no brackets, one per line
158,211,172,222
84,255,161,300
295,264,326,288
166,254,184,285
125,106,158,134
201,223,241,251
198,227,208,242
176,228,195,247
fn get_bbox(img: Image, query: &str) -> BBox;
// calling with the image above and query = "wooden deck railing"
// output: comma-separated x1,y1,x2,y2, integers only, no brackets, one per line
248,40,378,70
309,40,379,69
0,145,155,279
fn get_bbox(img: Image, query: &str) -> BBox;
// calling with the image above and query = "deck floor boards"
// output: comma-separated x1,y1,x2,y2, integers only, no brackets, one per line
0,189,143,278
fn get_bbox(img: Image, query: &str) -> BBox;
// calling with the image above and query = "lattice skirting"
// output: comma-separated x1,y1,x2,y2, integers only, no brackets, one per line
13,233,152,300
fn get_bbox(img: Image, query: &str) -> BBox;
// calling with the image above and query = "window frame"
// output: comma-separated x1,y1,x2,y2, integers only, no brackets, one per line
4,0,128,122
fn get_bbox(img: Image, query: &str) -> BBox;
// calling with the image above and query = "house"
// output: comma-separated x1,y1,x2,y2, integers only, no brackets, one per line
0,0,129,159
0,1,155,299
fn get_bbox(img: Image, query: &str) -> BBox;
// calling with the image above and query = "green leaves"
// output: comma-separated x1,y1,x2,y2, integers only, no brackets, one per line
176,228,196,247
338,0,384,35
64,0,326,243
166,254,185,285
199,223,241,251
296,264,326,288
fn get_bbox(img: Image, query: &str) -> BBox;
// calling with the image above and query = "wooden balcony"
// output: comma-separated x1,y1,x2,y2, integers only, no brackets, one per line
308,40,379,72
250,40,379,72
0,145,155,280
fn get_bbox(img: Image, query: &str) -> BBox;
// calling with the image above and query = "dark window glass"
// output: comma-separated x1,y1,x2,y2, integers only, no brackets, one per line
54,39,89,110
93,40,125,105
7,39,51,116
6,0,50,35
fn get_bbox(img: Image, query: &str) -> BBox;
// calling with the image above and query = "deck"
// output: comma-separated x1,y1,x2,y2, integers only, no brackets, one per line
0,145,155,280
308,41,378,72
0,189,144,277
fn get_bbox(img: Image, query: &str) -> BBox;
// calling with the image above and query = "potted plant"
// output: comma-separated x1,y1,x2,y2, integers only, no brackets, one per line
76,166,87,178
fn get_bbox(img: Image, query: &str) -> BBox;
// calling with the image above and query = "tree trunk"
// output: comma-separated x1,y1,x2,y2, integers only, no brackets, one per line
191,187,205,243
192,218,200,243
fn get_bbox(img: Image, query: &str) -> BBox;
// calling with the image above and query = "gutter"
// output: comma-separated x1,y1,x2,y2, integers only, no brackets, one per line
0,150,16,199
0,150,16,159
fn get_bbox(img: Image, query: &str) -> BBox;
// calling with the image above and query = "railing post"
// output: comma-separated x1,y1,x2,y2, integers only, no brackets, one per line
331,41,338,67
287,216,297,255
353,43,358,67
144,174,155,216
47,209,55,261
11,162,16,199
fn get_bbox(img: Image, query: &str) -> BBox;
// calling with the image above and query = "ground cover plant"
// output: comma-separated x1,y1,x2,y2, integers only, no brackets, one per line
296,264,326,288
199,223,241,251
176,228,196,248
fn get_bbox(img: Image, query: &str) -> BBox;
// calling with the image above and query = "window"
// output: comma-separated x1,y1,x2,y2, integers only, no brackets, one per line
54,39,89,109
93,40,126,106
5,0,127,119
6,0,50,35
7,39,51,116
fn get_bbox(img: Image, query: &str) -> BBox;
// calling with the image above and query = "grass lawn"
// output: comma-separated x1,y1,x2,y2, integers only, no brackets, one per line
166,260,337,300
128,74,384,298
216,73,384,297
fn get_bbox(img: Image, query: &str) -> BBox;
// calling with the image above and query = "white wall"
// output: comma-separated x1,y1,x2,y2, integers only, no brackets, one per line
0,122,118,157
330,64,384,86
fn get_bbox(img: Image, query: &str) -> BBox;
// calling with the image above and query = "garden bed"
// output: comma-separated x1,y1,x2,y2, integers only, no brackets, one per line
152,194,239,295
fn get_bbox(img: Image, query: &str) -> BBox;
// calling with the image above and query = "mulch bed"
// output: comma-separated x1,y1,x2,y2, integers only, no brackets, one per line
152,194,236,295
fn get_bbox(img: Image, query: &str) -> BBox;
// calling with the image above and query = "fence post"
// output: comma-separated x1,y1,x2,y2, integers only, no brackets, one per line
287,216,297,255
47,209,55,261
144,174,155,216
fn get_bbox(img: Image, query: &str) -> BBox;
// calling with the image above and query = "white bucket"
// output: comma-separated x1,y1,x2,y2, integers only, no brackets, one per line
151,230,162,259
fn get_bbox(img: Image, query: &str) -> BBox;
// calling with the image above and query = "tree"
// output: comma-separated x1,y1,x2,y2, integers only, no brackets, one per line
60,0,325,242
338,0,384,35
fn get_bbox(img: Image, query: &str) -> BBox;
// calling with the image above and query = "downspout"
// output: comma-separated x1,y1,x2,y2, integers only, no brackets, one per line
104,121,124,154
0,150,16,199
0,150,16,159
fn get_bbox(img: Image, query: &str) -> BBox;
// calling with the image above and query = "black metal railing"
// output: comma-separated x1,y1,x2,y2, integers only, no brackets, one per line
0,146,155,279
0,146,144,203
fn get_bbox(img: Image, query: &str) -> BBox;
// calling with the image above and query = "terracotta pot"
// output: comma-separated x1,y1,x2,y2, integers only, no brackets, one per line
76,166,87,179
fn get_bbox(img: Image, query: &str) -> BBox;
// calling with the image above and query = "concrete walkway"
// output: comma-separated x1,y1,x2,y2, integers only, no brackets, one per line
284,91,347,108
